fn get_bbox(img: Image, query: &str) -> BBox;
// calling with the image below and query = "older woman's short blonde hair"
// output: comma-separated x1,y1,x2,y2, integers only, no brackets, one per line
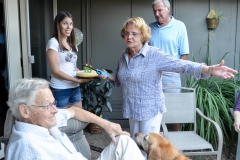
120,17,151,44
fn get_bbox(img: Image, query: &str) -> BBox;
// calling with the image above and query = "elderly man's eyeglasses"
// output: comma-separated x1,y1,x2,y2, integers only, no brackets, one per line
33,100,57,111
124,32,141,37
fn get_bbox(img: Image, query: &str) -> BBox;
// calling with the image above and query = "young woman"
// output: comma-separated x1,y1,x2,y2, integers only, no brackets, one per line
46,11,91,159
46,11,89,109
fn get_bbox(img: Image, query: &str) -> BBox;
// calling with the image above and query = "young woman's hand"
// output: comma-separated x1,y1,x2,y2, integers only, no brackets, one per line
78,78,92,83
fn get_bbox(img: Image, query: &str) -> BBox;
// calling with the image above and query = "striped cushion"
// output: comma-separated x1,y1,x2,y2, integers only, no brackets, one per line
59,119,91,159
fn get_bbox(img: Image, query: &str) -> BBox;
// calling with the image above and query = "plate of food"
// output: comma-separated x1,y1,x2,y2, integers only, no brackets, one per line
76,70,98,79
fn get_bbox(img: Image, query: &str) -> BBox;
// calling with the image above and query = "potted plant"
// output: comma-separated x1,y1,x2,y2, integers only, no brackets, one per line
183,42,239,149
206,10,226,30
80,75,113,134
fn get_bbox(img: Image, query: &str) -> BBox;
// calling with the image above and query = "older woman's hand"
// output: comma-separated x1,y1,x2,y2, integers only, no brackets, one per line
210,60,238,79
97,69,115,82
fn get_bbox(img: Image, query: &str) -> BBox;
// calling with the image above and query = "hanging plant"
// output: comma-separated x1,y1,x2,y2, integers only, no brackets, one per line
206,10,226,30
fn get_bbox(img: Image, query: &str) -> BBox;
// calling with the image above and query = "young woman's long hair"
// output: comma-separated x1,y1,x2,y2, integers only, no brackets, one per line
53,11,77,53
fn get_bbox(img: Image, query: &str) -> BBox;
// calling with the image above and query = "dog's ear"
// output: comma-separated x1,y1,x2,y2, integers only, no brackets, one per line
148,147,162,160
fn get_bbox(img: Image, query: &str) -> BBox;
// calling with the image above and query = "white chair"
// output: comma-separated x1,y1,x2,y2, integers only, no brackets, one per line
161,87,223,160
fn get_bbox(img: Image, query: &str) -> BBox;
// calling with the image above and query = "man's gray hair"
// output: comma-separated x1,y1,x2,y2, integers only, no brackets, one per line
152,0,170,8
7,78,49,119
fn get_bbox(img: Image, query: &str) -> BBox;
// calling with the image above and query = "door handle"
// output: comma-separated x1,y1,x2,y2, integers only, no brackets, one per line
29,55,35,64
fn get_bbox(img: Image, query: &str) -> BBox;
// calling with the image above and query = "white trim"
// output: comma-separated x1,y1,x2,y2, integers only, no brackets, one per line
19,0,32,78
0,142,4,159
4,0,22,88
53,0,57,19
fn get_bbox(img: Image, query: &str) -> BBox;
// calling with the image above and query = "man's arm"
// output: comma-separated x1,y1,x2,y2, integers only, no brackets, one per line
67,107,130,144
180,54,188,60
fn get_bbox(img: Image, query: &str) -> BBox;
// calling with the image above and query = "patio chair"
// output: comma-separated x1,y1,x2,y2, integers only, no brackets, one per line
161,86,223,160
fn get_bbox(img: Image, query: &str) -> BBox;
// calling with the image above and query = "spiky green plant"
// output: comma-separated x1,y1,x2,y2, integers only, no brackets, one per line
183,43,239,149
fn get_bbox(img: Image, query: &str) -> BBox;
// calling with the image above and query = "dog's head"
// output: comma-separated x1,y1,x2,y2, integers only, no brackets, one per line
135,132,150,152
135,132,169,154
135,132,191,160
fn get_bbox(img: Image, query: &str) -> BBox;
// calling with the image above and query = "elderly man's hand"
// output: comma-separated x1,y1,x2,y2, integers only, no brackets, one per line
103,121,130,145
68,107,129,144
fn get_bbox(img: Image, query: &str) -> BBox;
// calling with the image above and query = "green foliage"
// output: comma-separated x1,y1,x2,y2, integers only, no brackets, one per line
212,11,226,21
80,78,113,116
183,44,239,149
185,75,239,148
207,10,226,21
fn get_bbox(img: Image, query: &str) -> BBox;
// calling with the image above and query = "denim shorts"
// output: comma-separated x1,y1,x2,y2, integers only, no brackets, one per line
50,86,82,108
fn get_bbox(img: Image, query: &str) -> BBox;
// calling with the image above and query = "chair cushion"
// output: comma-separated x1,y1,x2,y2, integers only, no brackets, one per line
59,118,91,159
168,131,214,151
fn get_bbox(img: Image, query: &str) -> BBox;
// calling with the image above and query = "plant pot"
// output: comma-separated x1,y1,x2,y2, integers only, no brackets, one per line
206,18,219,29
87,123,103,134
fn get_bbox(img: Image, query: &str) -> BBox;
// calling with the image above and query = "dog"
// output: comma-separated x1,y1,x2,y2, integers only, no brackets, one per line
135,132,191,160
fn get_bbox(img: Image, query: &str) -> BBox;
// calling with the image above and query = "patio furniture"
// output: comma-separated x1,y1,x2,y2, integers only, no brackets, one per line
161,86,223,160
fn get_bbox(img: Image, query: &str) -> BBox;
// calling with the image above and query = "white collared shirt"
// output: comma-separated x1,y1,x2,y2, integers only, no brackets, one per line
5,109,87,160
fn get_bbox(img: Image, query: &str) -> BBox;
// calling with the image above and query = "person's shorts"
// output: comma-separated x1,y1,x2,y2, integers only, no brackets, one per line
50,86,82,108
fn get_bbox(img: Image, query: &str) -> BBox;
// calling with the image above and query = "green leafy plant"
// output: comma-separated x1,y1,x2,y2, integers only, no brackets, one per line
214,11,227,21
207,10,226,21
80,78,113,117
183,43,239,149
206,10,226,30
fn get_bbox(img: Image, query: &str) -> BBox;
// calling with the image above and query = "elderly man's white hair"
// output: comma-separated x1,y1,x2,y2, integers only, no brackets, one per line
7,78,49,119
152,0,170,8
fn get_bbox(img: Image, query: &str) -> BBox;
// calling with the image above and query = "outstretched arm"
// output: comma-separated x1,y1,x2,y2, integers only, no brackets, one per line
201,60,238,79
67,107,129,144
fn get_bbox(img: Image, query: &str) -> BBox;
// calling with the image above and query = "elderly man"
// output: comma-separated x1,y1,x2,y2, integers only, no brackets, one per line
149,0,189,131
5,78,144,160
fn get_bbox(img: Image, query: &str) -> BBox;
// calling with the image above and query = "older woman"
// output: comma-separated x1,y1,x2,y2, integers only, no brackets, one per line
6,78,145,160
101,17,238,140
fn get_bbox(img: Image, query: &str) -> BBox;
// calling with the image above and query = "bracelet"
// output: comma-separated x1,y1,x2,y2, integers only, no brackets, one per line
208,66,213,75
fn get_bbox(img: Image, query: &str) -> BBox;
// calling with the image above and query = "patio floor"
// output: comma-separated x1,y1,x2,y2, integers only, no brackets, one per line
84,127,237,160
